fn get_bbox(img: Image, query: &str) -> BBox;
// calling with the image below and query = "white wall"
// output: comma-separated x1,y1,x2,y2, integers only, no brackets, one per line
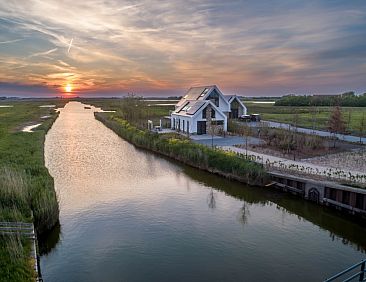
171,103,228,134
171,114,194,133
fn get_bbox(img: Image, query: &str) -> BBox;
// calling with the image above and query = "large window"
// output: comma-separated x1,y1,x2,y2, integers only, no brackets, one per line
202,107,215,119
206,90,219,107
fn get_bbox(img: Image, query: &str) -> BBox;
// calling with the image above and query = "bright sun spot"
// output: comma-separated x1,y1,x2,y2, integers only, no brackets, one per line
65,84,72,93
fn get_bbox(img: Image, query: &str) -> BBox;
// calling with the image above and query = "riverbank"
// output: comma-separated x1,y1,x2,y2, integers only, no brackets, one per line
94,112,267,186
0,100,66,281
40,101,366,281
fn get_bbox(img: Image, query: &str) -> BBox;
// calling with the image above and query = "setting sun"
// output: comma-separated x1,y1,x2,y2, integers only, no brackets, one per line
65,84,72,93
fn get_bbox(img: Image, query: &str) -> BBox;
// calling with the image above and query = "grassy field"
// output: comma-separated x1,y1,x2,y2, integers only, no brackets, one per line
81,97,175,129
244,101,366,136
0,99,66,281
83,97,366,136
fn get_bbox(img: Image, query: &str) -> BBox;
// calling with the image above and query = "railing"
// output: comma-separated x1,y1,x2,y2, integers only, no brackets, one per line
324,259,366,282
0,221,42,281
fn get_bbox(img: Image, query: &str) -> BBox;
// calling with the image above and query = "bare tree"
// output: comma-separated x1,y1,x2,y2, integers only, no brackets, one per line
119,93,146,126
328,106,346,148
238,123,252,157
347,111,352,133
357,113,366,144
292,111,299,160
206,105,219,148
310,106,318,133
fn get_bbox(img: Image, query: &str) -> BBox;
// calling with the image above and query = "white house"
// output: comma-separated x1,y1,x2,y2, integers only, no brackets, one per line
171,85,247,135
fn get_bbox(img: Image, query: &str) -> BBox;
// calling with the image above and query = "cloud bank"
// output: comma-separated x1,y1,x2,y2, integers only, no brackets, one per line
0,0,365,96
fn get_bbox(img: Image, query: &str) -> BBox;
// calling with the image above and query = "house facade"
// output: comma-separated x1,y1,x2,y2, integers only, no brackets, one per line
171,85,247,135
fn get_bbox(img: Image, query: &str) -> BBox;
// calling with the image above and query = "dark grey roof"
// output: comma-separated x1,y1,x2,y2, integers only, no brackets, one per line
184,86,215,100
176,85,216,108
173,100,207,116
224,95,235,102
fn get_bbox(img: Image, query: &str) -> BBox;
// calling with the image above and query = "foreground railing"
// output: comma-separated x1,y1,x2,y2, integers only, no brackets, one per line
324,259,366,282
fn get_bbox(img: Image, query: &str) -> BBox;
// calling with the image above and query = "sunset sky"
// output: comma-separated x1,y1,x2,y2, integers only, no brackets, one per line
0,0,365,97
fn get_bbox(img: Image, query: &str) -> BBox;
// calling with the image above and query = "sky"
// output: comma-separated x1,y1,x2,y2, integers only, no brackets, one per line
0,0,366,97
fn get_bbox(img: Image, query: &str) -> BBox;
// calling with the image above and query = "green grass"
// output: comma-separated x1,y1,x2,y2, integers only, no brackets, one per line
0,99,67,281
80,97,175,129
245,101,366,136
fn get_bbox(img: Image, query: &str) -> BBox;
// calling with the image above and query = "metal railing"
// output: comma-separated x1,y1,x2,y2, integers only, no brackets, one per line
324,259,366,282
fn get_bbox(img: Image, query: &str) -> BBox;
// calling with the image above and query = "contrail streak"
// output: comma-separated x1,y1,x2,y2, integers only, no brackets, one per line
68,38,73,53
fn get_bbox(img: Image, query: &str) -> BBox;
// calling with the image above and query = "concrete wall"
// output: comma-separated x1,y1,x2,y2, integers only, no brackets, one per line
270,172,366,217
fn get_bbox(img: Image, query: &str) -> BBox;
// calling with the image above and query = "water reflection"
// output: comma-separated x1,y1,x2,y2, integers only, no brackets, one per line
207,190,216,209
181,164,366,252
238,203,251,225
38,222,61,255
41,102,365,282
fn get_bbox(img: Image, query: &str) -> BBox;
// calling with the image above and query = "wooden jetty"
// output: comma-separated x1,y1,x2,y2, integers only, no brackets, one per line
0,221,42,281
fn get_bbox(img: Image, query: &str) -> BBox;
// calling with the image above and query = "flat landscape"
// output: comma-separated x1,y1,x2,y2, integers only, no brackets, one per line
1,0,366,281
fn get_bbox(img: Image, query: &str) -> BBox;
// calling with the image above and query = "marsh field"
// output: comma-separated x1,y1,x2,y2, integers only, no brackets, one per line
0,99,66,281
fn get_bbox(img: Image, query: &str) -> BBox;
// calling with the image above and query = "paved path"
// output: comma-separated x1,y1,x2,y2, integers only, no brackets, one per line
222,146,366,184
191,135,264,146
249,120,366,144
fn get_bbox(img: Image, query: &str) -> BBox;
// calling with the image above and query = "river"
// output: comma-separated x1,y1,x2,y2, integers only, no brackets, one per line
40,102,365,281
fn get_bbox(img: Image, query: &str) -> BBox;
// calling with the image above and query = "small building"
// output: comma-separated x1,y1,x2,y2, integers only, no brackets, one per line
170,85,247,134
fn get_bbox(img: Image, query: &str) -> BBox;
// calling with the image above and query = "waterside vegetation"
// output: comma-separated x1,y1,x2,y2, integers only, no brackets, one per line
0,100,66,281
95,112,267,186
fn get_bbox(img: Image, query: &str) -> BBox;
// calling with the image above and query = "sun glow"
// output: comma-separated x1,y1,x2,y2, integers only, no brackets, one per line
65,83,72,93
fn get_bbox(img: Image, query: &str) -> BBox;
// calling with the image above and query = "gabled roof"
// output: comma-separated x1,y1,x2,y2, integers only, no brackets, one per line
224,95,247,111
176,85,229,108
224,95,235,103
172,99,227,120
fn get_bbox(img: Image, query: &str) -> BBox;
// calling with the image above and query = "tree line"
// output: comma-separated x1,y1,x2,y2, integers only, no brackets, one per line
275,92,366,107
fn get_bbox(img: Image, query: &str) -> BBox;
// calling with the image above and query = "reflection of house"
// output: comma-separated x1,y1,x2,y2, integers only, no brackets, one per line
170,85,247,134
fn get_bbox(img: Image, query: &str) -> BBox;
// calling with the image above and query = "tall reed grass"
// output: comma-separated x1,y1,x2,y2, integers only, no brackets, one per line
95,113,267,186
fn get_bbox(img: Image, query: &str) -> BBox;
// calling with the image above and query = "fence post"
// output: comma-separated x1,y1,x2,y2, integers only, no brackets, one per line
359,260,365,281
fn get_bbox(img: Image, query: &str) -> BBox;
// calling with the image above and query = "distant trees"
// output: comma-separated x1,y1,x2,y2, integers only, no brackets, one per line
275,92,366,107
328,106,346,148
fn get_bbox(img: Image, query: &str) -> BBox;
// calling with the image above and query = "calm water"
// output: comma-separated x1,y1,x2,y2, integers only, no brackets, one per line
41,102,365,282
